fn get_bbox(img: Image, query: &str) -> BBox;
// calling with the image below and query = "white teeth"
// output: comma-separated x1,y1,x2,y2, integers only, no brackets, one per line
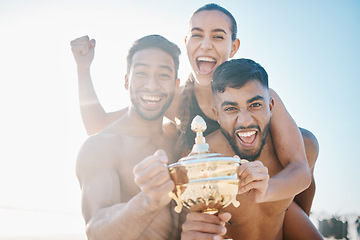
141,95,161,102
237,131,256,138
197,57,216,62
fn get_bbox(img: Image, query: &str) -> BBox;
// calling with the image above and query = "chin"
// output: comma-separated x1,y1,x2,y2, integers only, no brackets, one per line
194,74,212,86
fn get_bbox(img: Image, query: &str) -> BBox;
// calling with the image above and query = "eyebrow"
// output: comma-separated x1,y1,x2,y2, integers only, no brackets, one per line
191,27,227,35
159,65,173,72
133,63,147,68
133,63,173,72
220,95,265,108
221,101,237,108
247,95,265,104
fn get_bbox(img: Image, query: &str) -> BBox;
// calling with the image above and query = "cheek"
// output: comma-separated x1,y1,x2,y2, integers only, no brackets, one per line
258,113,271,128
216,42,232,57
165,84,175,94
186,39,199,53
186,46,194,57
160,79,175,90
218,114,236,130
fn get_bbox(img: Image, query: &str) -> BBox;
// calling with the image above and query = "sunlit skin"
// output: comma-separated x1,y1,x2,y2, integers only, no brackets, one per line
181,80,291,240
76,47,181,240
126,48,176,121
184,10,240,120
185,10,239,87
180,79,314,239
216,81,273,162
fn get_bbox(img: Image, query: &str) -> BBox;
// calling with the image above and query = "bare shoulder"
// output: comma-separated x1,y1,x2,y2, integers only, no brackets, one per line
299,127,319,168
299,127,318,146
163,120,179,140
206,130,234,156
269,88,279,98
165,85,184,120
76,132,123,184
269,88,286,110
206,129,222,144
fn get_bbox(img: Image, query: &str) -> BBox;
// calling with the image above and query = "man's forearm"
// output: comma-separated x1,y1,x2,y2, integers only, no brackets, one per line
86,192,165,240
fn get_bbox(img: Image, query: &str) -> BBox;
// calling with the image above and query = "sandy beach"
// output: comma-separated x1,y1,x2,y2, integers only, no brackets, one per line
0,208,86,240
1,207,358,239
0,234,86,240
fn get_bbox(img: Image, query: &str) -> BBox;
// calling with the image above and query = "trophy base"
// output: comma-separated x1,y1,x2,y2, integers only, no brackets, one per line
202,208,219,215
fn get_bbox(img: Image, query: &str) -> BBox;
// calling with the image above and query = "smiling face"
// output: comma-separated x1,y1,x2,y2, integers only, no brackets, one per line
126,48,177,121
185,10,239,86
213,80,273,161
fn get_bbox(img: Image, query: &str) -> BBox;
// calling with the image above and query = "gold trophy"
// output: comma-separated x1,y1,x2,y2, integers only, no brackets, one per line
169,115,244,239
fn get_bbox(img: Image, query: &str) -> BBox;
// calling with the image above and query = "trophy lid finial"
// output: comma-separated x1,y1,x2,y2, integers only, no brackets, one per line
191,115,207,134
189,115,209,154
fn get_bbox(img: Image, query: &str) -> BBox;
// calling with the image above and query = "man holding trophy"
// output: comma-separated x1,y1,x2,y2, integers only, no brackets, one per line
75,35,183,240
180,59,322,240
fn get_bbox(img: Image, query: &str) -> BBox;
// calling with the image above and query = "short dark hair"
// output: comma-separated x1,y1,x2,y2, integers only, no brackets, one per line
211,58,268,94
192,3,237,41
127,35,181,79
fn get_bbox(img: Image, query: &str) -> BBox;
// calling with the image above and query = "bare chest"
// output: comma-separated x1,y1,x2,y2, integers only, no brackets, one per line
222,141,293,239
115,136,176,201
138,206,179,240
223,194,291,240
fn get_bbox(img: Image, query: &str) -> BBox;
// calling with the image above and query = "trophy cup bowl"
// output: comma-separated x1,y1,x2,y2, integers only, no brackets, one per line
168,153,241,214
168,115,242,215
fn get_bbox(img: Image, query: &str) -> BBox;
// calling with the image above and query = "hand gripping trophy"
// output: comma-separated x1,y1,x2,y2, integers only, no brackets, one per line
168,115,246,240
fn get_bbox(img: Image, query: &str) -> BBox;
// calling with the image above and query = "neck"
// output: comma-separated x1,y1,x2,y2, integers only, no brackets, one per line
194,82,214,109
193,81,214,105
192,79,217,121
124,108,164,137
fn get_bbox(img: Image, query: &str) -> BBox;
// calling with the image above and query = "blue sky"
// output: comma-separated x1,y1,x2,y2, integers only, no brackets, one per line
0,0,359,236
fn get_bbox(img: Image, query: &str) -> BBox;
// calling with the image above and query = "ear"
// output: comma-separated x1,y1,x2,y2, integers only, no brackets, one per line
174,78,180,93
184,36,188,46
124,74,129,90
269,97,274,115
229,38,240,58
212,106,219,117
212,106,221,124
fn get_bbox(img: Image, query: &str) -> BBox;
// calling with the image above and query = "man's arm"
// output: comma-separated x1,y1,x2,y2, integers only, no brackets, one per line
71,36,125,135
293,128,319,215
262,89,311,202
76,137,174,240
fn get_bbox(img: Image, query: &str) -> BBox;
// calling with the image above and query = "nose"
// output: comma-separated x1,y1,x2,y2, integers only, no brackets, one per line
145,75,160,91
237,110,253,127
200,36,213,50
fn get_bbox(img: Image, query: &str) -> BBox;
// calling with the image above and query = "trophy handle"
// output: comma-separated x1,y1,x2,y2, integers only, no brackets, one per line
232,199,240,208
231,159,247,208
168,191,183,213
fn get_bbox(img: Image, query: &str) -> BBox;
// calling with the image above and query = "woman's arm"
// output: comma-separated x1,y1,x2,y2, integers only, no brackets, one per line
77,63,127,135
71,36,126,135
265,89,312,200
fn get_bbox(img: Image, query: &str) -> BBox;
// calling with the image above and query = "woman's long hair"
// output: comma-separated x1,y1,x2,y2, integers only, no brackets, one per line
175,74,195,159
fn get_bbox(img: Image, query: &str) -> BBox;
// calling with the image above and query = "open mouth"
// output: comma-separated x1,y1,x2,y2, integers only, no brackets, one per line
236,130,257,146
196,56,217,74
141,95,162,104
